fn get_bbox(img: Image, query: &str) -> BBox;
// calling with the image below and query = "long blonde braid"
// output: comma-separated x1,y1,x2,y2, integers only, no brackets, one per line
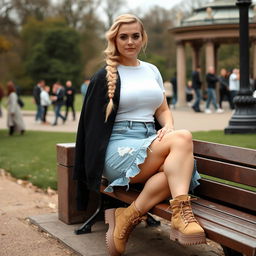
104,14,148,122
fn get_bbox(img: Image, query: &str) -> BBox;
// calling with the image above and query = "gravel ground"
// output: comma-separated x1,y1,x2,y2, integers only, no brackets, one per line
0,170,77,256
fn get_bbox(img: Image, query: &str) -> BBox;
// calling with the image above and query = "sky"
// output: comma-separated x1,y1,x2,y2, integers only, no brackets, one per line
124,0,183,10
113,0,183,16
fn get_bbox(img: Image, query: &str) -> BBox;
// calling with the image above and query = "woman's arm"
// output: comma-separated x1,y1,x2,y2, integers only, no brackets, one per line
155,96,175,141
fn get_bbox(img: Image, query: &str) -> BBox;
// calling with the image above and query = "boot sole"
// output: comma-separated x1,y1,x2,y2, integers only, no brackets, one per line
105,208,121,256
170,227,206,245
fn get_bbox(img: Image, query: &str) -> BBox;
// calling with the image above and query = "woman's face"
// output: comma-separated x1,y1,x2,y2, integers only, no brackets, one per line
115,22,143,61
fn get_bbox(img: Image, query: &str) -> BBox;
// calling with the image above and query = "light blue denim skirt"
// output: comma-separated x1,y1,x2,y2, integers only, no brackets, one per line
103,121,201,193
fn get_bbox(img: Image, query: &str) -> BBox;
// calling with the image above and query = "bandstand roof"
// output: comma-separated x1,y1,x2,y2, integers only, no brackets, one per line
170,0,256,44
180,0,255,27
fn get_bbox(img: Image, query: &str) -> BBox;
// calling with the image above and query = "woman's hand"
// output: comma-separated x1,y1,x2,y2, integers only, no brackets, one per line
157,126,174,141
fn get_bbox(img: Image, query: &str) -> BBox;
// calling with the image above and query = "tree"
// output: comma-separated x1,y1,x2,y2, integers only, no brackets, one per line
0,35,12,53
55,0,101,30
11,0,50,25
103,0,126,28
25,24,82,87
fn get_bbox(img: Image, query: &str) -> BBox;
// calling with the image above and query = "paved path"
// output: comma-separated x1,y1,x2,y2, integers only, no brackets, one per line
0,103,233,133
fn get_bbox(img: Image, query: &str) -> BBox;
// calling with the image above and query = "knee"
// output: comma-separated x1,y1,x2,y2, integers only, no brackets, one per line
171,129,193,150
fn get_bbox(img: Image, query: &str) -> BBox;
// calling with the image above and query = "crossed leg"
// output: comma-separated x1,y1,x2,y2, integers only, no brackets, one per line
130,129,194,215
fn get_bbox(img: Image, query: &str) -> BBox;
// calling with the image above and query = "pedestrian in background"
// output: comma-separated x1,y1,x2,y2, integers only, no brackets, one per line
205,66,223,114
40,84,51,124
0,83,4,117
170,72,177,109
186,80,194,106
33,80,44,123
65,80,76,121
51,82,66,126
163,81,173,107
191,66,202,112
80,79,89,98
219,68,233,110
229,68,240,109
6,81,25,135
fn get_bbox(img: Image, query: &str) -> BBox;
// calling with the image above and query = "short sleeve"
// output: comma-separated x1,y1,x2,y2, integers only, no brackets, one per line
147,63,165,92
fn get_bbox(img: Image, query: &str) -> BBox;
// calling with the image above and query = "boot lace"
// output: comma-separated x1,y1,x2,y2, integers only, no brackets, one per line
119,215,147,239
180,199,198,226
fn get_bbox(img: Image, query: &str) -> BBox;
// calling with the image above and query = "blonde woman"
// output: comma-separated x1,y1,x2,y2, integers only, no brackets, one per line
74,14,205,256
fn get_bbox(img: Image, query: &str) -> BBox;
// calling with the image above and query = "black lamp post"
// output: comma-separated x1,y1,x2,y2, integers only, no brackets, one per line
225,0,256,134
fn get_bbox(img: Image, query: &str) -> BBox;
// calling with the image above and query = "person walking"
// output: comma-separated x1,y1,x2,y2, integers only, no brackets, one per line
191,66,202,112
0,84,4,117
80,79,89,98
219,68,233,110
33,80,44,123
6,81,25,135
205,66,223,114
170,72,177,109
229,68,240,109
51,82,66,126
74,14,205,256
40,85,51,124
65,80,76,121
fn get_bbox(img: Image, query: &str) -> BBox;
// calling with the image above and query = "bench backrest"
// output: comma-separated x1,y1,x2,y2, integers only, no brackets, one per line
193,140,256,213
56,140,256,213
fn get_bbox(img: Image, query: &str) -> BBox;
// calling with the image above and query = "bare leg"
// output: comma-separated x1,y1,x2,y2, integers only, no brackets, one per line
132,172,171,214
130,130,194,215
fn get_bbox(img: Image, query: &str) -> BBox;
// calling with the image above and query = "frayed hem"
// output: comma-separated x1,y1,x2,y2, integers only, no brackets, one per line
104,134,157,193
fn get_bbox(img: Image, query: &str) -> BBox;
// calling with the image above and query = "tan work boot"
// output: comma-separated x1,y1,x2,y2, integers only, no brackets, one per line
105,202,144,256
169,194,206,245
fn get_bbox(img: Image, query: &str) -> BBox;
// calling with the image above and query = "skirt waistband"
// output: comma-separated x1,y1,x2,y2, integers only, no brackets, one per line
114,121,155,128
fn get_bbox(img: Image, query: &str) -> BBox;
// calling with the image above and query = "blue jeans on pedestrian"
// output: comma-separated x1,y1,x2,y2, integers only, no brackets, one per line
230,90,238,109
206,88,218,110
192,89,201,110
35,104,43,121
53,104,65,125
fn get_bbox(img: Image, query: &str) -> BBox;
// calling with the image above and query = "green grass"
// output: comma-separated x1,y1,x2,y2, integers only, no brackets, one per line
0,129,255,191
18,94,84,112
192,130,256,149
0,130,76,190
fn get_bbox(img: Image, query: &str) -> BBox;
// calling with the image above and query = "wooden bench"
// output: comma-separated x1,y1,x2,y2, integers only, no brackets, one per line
56,140,256,256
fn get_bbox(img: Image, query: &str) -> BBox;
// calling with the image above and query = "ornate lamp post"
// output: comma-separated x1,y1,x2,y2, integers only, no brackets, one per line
225,0,256,134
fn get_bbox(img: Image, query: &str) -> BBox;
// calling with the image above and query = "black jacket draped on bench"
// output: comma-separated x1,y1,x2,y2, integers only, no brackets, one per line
74,68,120,210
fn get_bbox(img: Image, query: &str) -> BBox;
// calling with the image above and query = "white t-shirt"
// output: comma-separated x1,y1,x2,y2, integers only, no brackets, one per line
40,90,51,106
229,73,240,91
115,61,165,122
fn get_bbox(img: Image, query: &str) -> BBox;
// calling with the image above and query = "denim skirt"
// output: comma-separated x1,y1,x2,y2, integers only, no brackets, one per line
103,121,201,193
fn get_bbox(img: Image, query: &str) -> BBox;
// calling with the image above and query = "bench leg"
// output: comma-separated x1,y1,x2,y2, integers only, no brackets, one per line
74,194,102,235
221,246,243,256
146,213,161,227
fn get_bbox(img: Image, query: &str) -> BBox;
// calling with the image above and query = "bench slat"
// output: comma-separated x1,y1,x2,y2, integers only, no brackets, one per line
192,204,256,237
194,198,256,224
195,179,256,212
195,156,256,187
193,140,256,167
198,218,256,256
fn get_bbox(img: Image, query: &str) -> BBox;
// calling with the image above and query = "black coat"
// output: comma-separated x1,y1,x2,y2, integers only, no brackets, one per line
73,67,121,210
192,71,201,89
206,73,219,89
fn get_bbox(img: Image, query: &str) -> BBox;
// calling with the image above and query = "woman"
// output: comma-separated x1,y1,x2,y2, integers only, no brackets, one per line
74,14,205,256
7,81,25,135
